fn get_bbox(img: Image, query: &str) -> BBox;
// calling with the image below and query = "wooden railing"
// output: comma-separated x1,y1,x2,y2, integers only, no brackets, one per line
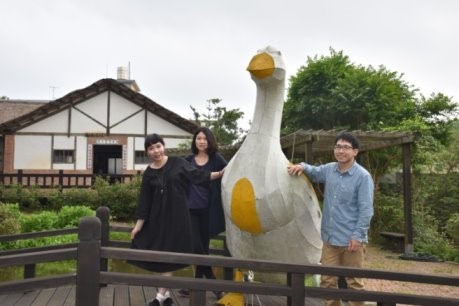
1,206,458,306
0,170,139,188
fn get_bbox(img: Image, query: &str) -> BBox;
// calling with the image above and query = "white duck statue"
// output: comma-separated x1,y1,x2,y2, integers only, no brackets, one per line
221,46,322,273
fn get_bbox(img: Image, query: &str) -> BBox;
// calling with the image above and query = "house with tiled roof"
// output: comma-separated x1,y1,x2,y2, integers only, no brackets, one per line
0,75,198,179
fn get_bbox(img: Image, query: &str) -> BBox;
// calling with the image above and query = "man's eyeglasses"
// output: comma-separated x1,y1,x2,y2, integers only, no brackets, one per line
334,145,354,151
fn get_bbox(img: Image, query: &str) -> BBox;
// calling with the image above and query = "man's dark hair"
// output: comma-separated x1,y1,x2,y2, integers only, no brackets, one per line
144,133,165,151
335,132,360,149
190,127,218,155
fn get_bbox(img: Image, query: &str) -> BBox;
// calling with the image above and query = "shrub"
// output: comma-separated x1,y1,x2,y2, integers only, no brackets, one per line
0,203,21,233
413,210,458,262
0,174,143,221
370,192,404,241
55,206,95,228
93,176,140,221
445,213,459,246
0,203,21,250
2,205,96,250
61,187,98,209
1,184,41,210
20,211,59,232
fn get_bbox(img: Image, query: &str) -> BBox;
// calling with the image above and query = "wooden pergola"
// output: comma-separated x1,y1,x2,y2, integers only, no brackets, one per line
211,129,418,256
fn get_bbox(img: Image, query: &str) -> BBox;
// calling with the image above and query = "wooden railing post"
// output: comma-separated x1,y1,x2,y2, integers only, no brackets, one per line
223,237,233,281
58,170,64,187
76,216,101,306
96,206,110,275
23,263,35,279
190,290,207,306
17,169,23,185
287,272,305,306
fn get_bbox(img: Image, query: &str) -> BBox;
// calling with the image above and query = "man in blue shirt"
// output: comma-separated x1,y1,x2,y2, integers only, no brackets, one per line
288,131,374,306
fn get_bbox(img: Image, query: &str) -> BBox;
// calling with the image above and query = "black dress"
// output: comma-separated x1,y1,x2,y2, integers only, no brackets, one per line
129,156,211,272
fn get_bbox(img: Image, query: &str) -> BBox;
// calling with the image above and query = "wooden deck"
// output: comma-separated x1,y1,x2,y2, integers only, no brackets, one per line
0,285,325,306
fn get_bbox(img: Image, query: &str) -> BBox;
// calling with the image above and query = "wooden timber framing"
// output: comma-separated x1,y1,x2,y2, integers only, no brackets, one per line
280,129,417,158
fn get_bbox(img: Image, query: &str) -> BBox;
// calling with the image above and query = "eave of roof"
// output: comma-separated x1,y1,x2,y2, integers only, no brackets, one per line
0,78,199,134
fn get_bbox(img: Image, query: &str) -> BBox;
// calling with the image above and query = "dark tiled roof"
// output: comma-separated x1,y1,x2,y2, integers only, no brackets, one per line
0,100,49,124
0,78,198,134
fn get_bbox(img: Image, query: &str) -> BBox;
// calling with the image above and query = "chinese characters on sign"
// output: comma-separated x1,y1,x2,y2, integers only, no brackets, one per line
95,139,119,145
87,144,92,169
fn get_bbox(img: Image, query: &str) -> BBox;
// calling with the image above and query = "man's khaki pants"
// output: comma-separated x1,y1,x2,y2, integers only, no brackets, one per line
320,242,366,306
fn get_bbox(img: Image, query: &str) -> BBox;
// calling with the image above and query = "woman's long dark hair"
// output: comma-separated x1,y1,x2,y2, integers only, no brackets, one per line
190,127,218,155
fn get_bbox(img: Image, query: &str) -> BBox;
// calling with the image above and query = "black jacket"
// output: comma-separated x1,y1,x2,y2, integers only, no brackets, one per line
185,152,227,237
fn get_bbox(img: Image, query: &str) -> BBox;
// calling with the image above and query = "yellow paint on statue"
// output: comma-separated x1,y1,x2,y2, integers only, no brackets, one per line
246,52,274,79
231,178,263,234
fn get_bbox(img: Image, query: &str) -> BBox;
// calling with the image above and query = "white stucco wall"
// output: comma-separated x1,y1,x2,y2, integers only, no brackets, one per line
127,137,134,171
134,137,144,151
54,135,74,149
75,136,87,170
134,136,147,170
52,163,74,170
71,109,106,133
110,93,142,124
146,112,192,136
15,135,52,169
164,137,188,148
110,111,144,134
19,110,69,133
75,92,108,124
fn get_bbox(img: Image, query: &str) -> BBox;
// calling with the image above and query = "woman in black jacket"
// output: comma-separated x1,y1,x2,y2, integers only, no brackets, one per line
181,127,227,299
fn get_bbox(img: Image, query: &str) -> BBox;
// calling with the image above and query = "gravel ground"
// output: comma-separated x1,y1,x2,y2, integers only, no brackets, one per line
363,244,459,301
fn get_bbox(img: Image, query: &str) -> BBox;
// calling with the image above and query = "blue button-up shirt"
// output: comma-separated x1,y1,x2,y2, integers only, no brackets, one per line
301,161,374,246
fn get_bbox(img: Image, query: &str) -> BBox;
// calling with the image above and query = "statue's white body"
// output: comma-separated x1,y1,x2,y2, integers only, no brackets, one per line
221,47,322,271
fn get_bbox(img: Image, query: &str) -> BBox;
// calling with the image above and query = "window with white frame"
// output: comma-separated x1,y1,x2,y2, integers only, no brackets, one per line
135,150,149,164
53,150,75,163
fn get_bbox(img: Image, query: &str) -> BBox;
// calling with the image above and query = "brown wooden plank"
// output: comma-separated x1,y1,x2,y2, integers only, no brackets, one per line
113,284,129,306
142,285,156,302
10,290,40,306
129,285,145,305
31,287,55,306
47,286,72,306
99,284,115,306
0,291,22,305
63,286,76,306
0,294,7,304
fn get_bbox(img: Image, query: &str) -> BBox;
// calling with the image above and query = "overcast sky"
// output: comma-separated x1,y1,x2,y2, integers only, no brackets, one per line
1,0,458,129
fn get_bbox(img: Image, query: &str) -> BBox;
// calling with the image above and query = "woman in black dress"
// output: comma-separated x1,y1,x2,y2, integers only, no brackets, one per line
130,134,224,306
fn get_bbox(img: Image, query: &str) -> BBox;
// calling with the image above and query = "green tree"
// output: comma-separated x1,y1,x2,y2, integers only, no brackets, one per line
282,48,457,141
190,98,246,145
282,47,458,181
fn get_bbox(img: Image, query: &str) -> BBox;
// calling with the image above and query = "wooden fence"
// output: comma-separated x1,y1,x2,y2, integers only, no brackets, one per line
1,206,458,306
0,170,138,188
